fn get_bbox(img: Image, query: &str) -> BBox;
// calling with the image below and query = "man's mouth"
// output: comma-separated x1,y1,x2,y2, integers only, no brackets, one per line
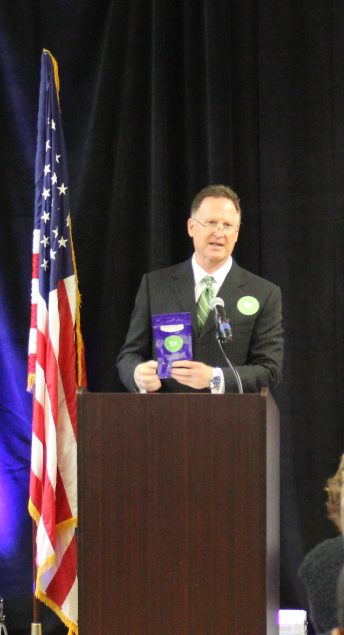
209,241,224,247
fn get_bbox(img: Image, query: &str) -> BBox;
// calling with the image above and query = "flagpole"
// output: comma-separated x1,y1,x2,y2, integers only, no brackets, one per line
31,520,42,634
31,383,42,635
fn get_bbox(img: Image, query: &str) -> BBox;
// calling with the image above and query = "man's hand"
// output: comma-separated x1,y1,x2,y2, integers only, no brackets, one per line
134,360,161,392
171,360,212,390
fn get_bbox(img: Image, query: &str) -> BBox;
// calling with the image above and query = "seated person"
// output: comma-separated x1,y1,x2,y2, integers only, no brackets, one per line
298,454,344,635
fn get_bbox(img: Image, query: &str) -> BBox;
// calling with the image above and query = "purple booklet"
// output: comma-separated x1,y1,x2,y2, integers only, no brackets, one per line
152,312,193,379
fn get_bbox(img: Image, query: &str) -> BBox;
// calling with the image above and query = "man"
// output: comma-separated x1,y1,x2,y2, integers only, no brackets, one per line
117,184,283,393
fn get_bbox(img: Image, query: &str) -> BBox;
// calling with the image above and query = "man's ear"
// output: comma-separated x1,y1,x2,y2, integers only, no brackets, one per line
187,217,195,237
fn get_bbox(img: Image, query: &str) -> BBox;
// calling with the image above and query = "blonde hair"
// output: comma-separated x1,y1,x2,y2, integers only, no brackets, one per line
325,454,344,533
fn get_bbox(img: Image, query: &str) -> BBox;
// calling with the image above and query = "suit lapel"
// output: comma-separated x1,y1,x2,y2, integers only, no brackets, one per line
218,261,248,309
168,259,199,334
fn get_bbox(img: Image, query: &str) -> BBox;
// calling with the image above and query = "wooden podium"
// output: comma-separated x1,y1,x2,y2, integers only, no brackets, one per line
77,389,279,635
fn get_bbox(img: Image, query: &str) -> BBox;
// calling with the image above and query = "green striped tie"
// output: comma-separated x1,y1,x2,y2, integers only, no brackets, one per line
197,276,214,331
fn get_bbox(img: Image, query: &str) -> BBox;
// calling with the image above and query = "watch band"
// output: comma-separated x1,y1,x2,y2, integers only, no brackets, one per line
209,367,221,391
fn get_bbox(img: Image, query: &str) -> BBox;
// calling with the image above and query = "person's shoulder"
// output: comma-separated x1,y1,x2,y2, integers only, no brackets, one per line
305,535,344,557
299,536,344,579
232,261,281,292
145,259,192,281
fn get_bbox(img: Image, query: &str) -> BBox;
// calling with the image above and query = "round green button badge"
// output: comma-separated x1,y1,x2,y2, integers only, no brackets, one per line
164,335,183,352
237,296,260,315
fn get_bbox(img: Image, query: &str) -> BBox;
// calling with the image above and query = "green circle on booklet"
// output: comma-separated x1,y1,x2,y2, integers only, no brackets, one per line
164,335,184,353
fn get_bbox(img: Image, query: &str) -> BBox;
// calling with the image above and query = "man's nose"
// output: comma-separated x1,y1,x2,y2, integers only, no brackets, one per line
213,224,225,235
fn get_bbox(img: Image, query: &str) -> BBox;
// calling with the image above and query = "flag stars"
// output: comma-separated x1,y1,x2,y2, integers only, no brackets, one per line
41,235,49,247
51,119,56,130
51,173,57,184
66,214,70,227
50,248,57,260
41,211,50,223
42,188,51,200
41,259,49,271
44,164,51,176
58,237,68,248
58,183,68,195
56,154,61,163
46,140,51,151
52,226,59,238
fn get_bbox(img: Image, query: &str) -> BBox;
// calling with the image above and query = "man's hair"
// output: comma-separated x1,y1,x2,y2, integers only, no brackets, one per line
190,184,241,224
325,453,344,532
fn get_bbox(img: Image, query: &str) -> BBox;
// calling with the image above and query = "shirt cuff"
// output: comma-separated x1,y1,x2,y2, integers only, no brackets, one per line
210,368,225,394
134,366,147,393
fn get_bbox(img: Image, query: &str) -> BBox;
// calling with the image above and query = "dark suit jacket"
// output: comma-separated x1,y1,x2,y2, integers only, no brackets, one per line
117,258,284,393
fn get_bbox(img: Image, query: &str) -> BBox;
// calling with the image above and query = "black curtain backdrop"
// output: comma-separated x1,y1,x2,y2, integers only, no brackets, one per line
1,1,343,633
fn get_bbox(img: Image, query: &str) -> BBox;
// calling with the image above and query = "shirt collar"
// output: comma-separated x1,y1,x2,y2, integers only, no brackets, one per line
191,254,233,286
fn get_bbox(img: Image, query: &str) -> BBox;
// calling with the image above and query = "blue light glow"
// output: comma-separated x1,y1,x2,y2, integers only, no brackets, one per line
0,280,32,557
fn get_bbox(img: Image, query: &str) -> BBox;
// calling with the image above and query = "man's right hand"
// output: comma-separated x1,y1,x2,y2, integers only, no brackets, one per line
134,360,161,392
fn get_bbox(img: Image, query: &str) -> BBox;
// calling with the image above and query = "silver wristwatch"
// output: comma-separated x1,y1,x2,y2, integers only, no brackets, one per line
209,367,221,391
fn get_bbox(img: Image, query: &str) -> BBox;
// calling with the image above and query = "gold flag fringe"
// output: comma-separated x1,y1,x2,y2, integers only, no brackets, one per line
68,213,84,386
43,49,60,109
30,510,79,634
55,515,78,535
37,553,56,579
36,546,79,634
35,585,78,635
29,500,77,537
27,374,36,393
28,498,41,525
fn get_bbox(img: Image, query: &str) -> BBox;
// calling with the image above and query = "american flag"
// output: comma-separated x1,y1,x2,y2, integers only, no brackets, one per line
28,50,81,635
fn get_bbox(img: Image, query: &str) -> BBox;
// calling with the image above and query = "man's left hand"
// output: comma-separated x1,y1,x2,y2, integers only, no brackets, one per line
171,360,212,389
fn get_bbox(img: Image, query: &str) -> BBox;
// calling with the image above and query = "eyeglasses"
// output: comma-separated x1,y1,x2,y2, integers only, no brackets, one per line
193,218,240,235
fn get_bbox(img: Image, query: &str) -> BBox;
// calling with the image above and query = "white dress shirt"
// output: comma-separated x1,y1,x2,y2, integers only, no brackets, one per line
191,254,233,301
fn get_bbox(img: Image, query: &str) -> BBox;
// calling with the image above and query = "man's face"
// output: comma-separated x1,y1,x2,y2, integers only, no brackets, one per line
187,196,240,272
